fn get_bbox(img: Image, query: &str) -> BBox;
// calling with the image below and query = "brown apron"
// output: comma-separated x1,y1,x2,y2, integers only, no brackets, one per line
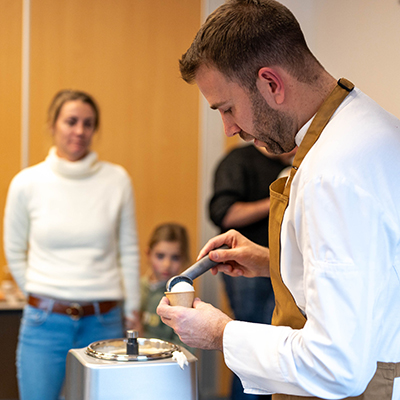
268,78,400,400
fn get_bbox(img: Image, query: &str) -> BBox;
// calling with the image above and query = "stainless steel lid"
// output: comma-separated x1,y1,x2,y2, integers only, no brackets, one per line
86,337,180,362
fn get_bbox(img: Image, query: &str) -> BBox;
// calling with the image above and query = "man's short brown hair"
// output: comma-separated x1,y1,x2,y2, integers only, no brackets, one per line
179,0,322,90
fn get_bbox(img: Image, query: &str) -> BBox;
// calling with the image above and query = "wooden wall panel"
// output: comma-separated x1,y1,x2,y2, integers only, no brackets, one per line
29,0,201,270
0,0,22,279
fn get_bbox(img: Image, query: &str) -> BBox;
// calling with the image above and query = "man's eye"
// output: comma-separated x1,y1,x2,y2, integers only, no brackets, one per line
171,255,182,262
224,108,232,114
156,253,165,260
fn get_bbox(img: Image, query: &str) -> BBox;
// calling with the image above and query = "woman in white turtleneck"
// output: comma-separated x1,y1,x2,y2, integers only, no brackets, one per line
4,90,140,400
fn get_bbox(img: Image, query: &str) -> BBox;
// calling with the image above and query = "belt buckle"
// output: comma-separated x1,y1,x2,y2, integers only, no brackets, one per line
66,302,84,320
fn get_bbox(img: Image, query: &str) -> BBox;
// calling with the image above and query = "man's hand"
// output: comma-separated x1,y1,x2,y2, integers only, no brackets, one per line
157,296,232,351
198,229,270,278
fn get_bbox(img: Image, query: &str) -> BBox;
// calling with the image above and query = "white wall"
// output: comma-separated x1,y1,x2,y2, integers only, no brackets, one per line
281,0,400,117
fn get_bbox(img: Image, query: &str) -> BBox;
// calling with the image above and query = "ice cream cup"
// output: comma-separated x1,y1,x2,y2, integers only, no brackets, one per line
165,291,195,308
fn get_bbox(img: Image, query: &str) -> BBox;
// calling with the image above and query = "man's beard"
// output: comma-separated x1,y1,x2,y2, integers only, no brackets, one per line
249,90,296,154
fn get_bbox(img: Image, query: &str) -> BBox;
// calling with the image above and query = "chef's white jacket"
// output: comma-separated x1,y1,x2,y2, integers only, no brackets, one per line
223,88,400,399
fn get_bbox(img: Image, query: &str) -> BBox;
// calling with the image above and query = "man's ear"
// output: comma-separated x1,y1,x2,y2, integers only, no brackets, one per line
256,67,285,105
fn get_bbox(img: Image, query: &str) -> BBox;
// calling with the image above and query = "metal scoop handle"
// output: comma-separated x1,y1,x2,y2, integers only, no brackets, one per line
182,244,229,281
166,244,229,291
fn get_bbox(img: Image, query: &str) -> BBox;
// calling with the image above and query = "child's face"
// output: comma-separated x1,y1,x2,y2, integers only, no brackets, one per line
148,240,185,282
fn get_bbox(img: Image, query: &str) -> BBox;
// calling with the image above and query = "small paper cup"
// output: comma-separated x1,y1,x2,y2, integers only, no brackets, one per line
165,291,195,308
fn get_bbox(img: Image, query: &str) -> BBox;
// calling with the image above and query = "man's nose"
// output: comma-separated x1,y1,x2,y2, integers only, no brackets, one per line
221,115,240,137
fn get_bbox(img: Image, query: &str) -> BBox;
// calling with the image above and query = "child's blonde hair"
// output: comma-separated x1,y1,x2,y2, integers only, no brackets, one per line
148,223,190,264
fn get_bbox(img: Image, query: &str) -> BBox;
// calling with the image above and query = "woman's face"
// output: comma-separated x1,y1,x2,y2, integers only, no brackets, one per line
52,100,97,161
147,241,185,283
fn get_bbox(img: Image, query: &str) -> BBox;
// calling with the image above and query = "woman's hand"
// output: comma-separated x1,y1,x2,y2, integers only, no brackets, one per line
198,229,270,278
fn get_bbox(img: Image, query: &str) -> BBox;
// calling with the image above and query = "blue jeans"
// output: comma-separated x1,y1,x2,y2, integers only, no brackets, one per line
223,275,274,400
17,302,124,400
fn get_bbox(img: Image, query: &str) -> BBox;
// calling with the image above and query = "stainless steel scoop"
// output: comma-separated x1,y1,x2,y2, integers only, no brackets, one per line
166,245,229,292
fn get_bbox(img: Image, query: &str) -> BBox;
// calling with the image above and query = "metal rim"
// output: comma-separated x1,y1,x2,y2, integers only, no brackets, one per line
85,337,180,362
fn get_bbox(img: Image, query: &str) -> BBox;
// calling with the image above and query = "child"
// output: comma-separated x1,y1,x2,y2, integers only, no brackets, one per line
139,223,190,345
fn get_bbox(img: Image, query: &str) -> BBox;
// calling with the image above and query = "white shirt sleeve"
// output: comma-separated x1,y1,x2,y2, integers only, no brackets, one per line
3,173,30,293
117,177,140,317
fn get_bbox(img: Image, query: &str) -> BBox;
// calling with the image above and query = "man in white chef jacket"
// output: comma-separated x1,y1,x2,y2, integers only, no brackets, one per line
157,1,400,399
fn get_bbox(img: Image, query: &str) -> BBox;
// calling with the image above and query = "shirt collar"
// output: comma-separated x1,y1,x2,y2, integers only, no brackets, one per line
46,147,101,179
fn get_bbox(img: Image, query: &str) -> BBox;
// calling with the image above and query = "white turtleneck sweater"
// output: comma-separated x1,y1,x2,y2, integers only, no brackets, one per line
3,147,140,317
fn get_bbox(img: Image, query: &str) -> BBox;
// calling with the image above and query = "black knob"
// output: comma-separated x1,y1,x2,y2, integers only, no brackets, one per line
126,330,139,355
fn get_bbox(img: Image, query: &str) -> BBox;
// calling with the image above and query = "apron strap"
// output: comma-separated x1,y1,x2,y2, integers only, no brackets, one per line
270,78,355,329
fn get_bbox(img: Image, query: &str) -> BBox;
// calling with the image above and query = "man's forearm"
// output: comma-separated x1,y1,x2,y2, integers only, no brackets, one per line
222,198,270,229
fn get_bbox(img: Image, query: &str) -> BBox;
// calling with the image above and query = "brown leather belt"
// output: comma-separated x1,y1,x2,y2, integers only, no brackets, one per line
28,294,119,320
